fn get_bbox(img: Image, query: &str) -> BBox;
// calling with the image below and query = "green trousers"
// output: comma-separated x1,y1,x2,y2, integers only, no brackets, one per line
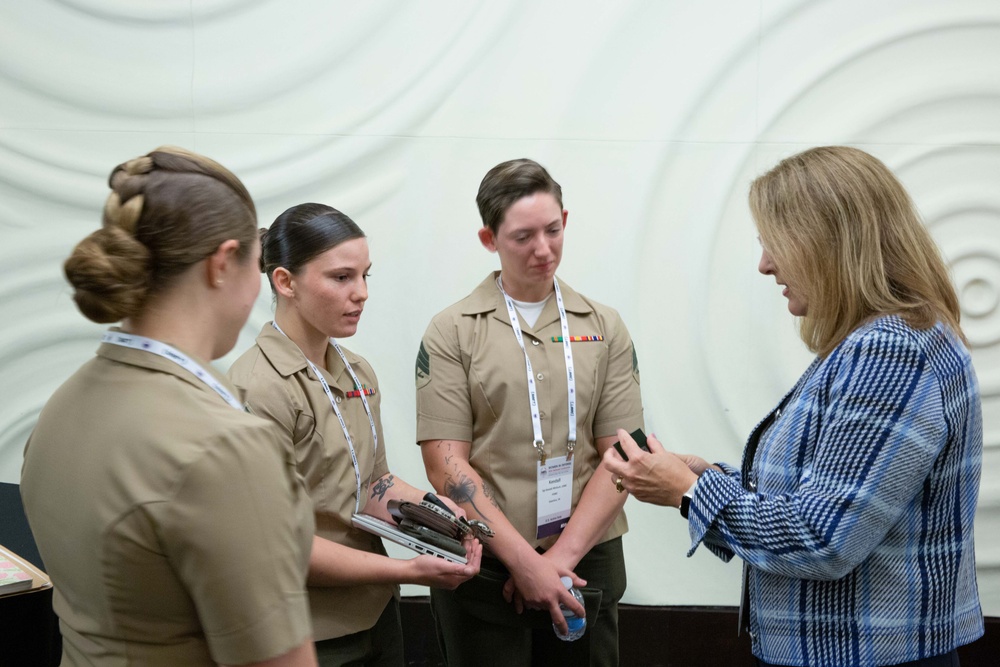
314,597,404,667
430,537,627,667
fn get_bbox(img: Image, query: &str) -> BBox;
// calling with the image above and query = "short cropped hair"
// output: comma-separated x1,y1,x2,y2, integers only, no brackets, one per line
476,159,563,234
750,146,963,357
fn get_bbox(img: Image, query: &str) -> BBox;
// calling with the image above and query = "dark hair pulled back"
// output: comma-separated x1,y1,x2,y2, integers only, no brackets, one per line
63,146,257,323
260,203,366,293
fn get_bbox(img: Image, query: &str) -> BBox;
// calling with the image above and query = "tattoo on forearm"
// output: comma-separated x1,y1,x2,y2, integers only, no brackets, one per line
371,474,394,502
482,480,500,509
444,473,490,522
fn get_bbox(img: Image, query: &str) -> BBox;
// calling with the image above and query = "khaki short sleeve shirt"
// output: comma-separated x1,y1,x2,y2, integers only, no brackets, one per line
228,324,394,640
416,273,644,548
21,341,314,667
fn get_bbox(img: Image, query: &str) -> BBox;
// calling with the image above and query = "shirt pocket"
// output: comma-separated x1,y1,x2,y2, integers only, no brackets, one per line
467,343,505,428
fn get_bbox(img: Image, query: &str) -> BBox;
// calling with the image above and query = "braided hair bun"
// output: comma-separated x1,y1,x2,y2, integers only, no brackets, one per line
62,147,257,323
64,156,156,323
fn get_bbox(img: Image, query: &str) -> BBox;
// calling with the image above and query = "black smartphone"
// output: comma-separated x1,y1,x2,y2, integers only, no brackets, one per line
422,492,455,515
400,519,467,556
612,428,649,461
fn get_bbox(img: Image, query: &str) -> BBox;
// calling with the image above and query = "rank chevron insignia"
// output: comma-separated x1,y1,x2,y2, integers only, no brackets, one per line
415,341,431,385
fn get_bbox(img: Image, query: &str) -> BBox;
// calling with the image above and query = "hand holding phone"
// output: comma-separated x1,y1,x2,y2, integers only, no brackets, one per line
612,428,650,462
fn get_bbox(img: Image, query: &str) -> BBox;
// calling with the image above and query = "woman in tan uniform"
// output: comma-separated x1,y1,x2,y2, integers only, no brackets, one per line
228,203,481,667
416,159,644,666
20,147,318,667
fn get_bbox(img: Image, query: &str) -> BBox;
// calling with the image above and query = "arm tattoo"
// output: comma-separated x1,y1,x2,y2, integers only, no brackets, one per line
481,480,500,509
370,474,395,502
444,473,491,522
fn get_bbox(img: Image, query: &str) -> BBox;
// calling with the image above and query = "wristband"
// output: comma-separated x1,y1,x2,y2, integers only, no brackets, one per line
679,480,698,519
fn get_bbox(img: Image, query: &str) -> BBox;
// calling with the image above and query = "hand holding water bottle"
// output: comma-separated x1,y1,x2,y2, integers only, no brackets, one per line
554,576,586,641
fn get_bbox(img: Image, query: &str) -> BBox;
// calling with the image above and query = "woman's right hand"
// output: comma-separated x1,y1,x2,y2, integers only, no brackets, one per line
604,430,700,507
503,550,586,634
406,537,482,590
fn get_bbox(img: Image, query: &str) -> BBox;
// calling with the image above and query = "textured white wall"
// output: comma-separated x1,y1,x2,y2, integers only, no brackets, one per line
1,0,997,612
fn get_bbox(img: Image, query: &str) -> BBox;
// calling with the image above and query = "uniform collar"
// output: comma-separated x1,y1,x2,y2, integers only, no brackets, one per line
255,322,355,387
96,332,238,398
461,271,593,330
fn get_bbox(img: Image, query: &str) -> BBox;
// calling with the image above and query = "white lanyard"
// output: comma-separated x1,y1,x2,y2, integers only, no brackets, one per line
272,322,378,514
497,275,577,463
101,331,243,410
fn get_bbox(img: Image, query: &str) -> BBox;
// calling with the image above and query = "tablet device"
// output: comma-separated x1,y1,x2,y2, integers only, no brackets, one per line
351,513,468,564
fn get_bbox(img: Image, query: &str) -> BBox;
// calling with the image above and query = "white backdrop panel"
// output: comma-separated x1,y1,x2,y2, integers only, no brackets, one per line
1,0,997,612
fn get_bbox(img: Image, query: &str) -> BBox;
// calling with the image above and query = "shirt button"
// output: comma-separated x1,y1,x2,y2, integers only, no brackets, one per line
539,411,547,419
536,373,544,380
335,396,343,404
531,339,541,346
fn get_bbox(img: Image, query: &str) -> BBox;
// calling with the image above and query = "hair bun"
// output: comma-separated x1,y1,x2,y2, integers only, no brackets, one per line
63,226,152,323
122,156,153,176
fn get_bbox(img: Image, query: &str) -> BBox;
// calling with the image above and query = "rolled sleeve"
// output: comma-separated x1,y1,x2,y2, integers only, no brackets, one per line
591,314,643,438
415,319,474,443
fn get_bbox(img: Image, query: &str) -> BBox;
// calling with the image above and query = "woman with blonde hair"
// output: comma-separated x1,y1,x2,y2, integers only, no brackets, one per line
607,146,983,667
21,147,318,667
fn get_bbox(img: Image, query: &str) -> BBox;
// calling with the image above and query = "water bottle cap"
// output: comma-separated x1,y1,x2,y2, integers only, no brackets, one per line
560,576,573,590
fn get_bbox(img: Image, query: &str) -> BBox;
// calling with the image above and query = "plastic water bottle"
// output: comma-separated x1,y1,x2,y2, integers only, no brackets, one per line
553,576,586,641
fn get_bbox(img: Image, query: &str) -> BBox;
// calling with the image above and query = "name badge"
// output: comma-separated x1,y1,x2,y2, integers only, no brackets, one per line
536,454,573,539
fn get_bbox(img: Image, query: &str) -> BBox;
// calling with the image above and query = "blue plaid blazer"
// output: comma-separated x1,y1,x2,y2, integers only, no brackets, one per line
688,316,984,667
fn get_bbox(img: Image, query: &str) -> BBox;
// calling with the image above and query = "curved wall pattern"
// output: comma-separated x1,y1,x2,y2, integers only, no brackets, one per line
1,0,997,612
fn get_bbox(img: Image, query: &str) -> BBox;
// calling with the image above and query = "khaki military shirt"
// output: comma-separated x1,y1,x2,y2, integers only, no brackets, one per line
228,324,394,641
21,339,314,667
416,272,643,549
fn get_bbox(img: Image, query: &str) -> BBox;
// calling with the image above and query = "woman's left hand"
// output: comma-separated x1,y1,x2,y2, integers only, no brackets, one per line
408,537,482,589
603,429,699,508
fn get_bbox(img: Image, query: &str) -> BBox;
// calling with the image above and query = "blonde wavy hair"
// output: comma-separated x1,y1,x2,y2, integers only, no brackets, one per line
749,146,963,357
